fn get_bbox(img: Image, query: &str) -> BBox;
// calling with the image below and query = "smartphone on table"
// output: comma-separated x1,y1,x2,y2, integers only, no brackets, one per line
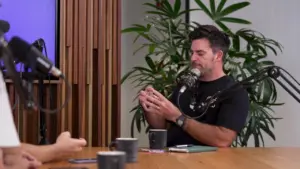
49,167,88,169
68,158,97,164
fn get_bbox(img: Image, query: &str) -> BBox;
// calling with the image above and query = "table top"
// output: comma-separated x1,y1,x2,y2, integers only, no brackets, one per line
40,147,300,169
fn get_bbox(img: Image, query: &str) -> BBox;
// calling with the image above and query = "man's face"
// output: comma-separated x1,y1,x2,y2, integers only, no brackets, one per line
190,38,222,75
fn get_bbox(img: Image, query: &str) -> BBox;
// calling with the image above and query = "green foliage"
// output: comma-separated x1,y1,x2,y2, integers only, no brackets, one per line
121,0,283,147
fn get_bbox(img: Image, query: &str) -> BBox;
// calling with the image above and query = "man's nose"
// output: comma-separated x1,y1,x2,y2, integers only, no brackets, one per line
191,54,198,62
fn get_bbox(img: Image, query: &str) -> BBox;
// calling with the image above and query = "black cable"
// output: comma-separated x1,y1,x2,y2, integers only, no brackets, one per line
42,39,54,109
176,92,184,114
11,62,23,110
190,66,300,119
36,74,71,114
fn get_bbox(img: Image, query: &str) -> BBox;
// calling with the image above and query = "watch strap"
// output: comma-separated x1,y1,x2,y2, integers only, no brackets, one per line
176,114,187,128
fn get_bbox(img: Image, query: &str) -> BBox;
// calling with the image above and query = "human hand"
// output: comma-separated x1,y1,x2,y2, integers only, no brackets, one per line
3,150,41,169
54,131,87,156
139,87,161,114
21,151,42,168
140,86,182,122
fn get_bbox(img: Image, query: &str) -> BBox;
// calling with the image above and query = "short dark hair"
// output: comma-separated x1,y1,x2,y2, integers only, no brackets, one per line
188,25,231,61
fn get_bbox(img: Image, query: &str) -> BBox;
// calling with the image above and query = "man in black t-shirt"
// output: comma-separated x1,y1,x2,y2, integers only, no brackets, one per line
138,25,249,147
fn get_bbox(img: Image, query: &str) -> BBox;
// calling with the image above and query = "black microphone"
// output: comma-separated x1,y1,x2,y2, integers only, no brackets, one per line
0,22,35,109
0,20,10,70
8,36,63,77
32,38,45,52
0,19,10,34
178,68,201,93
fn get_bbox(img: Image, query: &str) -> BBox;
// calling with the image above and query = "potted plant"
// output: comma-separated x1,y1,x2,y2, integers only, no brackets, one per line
121,0,283,147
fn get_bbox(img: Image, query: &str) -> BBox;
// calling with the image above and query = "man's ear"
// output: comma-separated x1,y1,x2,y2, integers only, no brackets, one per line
215,50,224,62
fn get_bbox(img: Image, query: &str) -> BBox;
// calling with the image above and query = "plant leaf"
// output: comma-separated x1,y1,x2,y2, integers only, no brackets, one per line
219,17,251,24
173,0,181,15
145,55,156,71
149,44,156,54
219,2,250,17
209,0,216,15
216,0,227,12
178,9,202,17
121,69,137,84
194,0,213,18
121,27,146,33
146,11,171,17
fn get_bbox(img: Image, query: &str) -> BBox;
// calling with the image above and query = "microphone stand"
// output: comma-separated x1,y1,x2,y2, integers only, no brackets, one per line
32,39,49,145
195,66,300,115
38,72,49,145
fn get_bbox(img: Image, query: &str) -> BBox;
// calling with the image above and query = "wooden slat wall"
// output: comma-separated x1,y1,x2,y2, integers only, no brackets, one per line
5,0,121,147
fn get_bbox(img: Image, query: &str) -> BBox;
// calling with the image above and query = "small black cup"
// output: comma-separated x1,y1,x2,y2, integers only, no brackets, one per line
109,138,139,163
97,151,126,169
148,129,167,150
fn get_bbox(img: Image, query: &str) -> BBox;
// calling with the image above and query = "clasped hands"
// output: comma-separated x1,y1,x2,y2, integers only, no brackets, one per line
138,86,182,122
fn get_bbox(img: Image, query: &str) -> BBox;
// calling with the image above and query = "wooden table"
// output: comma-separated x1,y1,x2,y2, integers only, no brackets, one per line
40,147,300,169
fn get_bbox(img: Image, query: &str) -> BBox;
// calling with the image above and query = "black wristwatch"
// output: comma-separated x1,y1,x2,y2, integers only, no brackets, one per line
175,114,187,128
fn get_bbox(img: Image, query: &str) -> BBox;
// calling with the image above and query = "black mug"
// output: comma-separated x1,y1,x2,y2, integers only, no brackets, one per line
148,129,167,150
109,138,139,163
97,151,126,169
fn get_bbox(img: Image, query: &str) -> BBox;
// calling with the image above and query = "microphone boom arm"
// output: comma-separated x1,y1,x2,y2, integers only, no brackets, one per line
202,66,300,113
267,66,300,103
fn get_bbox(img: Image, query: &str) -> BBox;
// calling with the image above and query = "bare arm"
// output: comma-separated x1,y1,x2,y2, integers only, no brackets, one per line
182,88,249,147
139,90,167,129
182,118,236,147
141,86,249,147
0,148,4,169
144,109,167,129
21,143,62,163
1,147,41,169
21,132,87,163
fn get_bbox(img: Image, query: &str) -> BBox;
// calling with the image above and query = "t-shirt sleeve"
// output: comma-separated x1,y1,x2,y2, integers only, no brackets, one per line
0,71,20,147
216,89,250,133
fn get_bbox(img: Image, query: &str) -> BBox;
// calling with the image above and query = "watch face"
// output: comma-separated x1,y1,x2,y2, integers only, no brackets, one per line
177,120,183,126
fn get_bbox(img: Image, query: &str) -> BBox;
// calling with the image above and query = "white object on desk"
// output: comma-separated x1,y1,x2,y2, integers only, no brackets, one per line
0,71,20,147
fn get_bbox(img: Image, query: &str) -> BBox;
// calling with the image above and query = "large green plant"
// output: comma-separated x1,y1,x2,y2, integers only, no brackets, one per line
121,0,283,147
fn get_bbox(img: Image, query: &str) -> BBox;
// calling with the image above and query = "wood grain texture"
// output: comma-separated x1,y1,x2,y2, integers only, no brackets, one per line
6,0,121,146
40,147,300,169
59,0,67,133
99,0,107,147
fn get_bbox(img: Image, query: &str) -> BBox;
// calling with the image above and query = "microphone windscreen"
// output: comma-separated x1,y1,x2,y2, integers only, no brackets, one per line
0,20,10,33
8,36,31,62
190,68,201,77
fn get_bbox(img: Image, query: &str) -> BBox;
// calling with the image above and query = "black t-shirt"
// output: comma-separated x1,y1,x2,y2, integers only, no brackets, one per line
166,75,249,147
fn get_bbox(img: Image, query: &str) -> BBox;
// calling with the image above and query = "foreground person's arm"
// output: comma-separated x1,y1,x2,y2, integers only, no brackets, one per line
21,143,60,163
2,147,41,169
22,131,87,163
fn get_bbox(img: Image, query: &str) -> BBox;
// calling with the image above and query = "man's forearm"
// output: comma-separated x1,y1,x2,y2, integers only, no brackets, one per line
21,143,61,163
144,112,166,129
183,118,235,147
0,148,3,169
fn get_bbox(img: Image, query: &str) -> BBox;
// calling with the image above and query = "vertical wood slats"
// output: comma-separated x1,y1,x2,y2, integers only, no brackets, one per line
65,0,73,134
78,0,87,139
107,0,113,145
112,0,118,85
86,0,93,146
5,0,121,146
73,0,79,84
59,0,67,133
99,0,106,146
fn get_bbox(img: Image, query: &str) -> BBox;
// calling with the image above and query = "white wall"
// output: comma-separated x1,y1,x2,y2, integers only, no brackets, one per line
190,0,300,147
121,0,186,147
121,0,300,147
121,0,150,147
